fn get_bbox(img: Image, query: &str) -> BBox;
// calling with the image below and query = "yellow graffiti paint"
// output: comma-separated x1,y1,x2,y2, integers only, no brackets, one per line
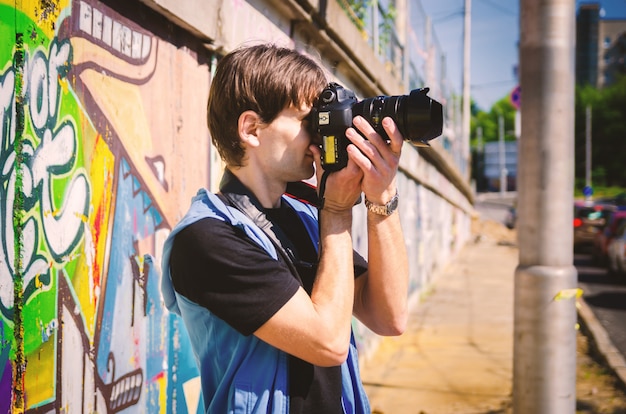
157,373,167,414
80,70,153,154
34,274,43,289
74,212,89,223
553,288,583,302
1,0,70,39
24,335,56,407
72,134,115,337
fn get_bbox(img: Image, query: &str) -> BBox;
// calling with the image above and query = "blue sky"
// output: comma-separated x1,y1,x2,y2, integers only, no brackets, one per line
420,0,626,111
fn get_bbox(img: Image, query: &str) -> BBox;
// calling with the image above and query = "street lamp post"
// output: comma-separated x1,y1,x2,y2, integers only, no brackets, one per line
514,0,578,413
499,113,508,195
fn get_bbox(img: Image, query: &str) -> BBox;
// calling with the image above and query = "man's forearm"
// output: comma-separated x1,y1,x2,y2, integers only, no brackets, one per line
356,210,409,335
311,209,355,341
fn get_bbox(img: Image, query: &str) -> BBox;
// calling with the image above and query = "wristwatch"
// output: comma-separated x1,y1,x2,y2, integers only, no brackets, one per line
364,191,399,216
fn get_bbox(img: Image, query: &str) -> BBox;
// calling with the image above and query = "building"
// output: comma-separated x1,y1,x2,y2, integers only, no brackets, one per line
482,141,518,192
576,2,626,87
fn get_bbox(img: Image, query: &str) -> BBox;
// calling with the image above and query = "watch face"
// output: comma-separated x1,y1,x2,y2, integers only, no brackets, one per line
388,195,399,213
365,192,399,215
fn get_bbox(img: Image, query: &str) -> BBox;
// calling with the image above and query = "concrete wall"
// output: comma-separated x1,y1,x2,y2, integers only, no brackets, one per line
0,0,473,412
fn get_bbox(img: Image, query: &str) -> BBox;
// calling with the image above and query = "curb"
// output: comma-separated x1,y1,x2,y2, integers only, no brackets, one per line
577,297,626,391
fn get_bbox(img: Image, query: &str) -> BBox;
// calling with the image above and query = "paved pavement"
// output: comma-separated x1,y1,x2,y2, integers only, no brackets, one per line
359,220,626,414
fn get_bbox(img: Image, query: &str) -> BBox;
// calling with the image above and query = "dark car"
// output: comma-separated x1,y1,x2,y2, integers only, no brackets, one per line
607,220,626,275
591,210,626,265
574,201,615,252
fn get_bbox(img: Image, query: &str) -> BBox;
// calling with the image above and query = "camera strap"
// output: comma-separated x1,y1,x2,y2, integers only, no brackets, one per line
218,170,304,285
317,170,331,210
316,170,362,210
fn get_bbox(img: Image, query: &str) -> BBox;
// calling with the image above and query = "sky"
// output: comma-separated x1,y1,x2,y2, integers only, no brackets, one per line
419,0,626,111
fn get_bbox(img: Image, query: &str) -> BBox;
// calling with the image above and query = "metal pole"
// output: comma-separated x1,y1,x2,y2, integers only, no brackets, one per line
514,0,578,413
462,0,472,179
499,114,508,195
373,0,380,56
585,105,592,194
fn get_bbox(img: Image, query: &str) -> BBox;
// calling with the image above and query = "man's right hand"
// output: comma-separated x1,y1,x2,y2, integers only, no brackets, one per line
310,144,363,214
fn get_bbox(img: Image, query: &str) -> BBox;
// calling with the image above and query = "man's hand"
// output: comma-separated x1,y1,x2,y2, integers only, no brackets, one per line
345,115,409,336
344,116,403,205
310,144,363,213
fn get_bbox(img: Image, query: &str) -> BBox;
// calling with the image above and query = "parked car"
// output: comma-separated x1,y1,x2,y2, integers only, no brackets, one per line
606,220,626,275
573,201,615,251
504,206,517,229
591,210,626,265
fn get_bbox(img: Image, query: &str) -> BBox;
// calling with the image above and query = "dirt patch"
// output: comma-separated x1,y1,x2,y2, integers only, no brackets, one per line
575,332,626,414
471,216,517,246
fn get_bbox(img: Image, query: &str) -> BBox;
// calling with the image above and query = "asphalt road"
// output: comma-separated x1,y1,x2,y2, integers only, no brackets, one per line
474,192,517,225
576,251,626,358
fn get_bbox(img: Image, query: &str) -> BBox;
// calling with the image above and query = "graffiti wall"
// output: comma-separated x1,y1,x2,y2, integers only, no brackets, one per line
1,0,211,412
0,0,473,412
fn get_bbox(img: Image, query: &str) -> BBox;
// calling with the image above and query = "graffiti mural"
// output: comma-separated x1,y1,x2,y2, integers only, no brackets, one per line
0,0,211,412
0,0,474,412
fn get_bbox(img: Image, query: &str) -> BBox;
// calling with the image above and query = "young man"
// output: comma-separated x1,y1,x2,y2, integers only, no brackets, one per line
160,44,409,414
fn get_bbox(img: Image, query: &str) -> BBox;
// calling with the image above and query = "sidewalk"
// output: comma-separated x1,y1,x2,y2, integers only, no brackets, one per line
360,225,518,414
359,219,626,414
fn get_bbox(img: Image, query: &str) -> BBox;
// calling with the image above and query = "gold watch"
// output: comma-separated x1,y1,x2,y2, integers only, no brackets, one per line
364,191,399,216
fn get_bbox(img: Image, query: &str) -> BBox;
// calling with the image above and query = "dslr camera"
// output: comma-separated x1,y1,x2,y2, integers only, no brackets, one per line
309,82,443,171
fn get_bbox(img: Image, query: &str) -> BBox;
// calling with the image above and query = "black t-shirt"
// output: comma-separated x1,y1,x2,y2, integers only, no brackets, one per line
170,199,367,414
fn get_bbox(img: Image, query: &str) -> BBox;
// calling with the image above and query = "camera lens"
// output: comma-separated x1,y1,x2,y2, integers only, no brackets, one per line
352,89,443,147
402,88,443,146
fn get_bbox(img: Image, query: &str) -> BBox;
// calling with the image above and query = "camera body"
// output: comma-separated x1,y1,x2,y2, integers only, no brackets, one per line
309,82,444,171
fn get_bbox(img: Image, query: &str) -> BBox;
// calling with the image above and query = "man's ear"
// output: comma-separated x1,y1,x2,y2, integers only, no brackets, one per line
238,110,261,147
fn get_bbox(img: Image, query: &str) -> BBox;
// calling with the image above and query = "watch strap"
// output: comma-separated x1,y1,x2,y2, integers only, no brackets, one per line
364,190,399,216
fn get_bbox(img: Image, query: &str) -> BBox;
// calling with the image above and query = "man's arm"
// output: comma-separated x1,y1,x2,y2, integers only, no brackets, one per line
353,209,409,335
254,157,364,367
345,116,409,336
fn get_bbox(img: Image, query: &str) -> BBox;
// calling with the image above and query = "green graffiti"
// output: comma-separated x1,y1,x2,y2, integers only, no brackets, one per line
12,28,25,414
1,2,92,345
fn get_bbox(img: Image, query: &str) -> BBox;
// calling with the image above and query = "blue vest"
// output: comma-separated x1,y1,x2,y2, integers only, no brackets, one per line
160,188,371,414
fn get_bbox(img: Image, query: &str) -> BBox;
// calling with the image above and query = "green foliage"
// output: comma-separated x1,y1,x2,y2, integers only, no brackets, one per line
573,184,626,199
347,0,369,20
378,4,397,54
575,75,626,187
470,96,517,148
470,75,626,190
344,0,397,56
344,0,369,31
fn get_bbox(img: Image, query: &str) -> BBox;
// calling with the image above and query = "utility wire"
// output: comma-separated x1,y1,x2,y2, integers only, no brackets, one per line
476,0,517,16
433,10,464,23
471,79,517,89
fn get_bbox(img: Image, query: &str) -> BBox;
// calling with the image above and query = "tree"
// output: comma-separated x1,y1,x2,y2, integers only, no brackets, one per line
470,97,517,147
574,75,626,188
469,97,517,191
471,75,626,193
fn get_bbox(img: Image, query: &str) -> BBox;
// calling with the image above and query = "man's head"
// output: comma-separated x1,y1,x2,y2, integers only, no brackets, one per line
207,44,328,167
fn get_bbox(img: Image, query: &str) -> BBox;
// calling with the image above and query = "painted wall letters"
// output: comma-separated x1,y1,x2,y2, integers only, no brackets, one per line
1,1,210,412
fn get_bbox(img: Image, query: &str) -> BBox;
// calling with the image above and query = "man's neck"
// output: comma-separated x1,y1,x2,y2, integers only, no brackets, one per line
226,167,285,209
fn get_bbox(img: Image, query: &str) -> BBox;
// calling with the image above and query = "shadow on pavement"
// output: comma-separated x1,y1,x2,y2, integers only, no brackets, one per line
584,291,626,311
575,254,626,287
576,400,626,414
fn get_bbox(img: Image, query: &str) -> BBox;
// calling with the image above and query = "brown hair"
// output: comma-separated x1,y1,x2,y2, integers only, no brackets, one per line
207,44,327,167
